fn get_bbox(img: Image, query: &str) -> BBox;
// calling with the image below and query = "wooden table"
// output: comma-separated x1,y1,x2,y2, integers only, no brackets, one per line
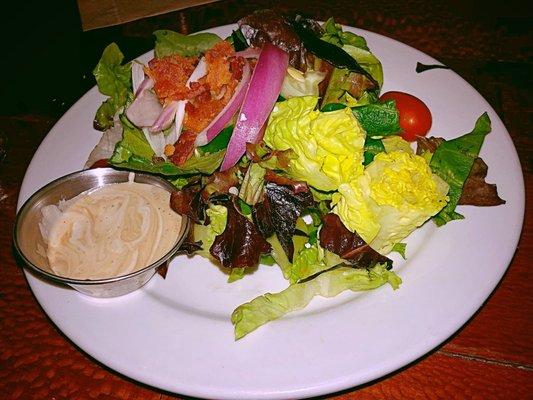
1,1,531,398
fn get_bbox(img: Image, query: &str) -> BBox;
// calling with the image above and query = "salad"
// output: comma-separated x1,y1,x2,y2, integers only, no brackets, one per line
88,10,505,339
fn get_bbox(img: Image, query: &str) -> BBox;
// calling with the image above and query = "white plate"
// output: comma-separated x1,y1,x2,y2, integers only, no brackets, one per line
18,24,525,399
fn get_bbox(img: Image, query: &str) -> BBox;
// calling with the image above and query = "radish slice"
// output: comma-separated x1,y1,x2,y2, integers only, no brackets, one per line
235,47,261,59
132,62,146,95
220,43,289,171
195,61,251,146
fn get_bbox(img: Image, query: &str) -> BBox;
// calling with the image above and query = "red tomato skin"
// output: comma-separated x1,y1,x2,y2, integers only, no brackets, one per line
379,91,432,142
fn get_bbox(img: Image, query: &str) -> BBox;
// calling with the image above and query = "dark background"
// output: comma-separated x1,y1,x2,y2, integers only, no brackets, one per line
1,0,531,120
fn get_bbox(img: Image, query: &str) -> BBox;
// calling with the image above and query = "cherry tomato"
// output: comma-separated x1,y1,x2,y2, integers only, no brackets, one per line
379,91,432,142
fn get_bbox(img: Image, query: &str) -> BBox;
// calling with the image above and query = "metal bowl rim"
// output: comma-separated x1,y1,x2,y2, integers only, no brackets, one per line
13,168,191,286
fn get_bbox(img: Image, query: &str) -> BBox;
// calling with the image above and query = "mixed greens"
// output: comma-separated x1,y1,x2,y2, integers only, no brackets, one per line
89,10,505,339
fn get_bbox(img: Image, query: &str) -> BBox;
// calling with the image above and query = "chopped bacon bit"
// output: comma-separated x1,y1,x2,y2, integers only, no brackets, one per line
185,87,237,134
156,262,169,279
89,159,110,169
183,42,243,134
187,81,209,100
230,57,245,81
164,144,175,157
204,41,235,92
169,130,198,166
147,41,247,157
147,54,198,102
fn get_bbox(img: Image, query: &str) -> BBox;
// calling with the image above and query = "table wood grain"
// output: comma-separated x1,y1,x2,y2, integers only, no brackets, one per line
1,1,531,399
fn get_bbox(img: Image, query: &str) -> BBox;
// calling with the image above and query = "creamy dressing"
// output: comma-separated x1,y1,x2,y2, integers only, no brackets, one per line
39,181,182,280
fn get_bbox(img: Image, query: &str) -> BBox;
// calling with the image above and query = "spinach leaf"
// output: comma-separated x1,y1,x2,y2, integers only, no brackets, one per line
352,100,400,136
197,125,233,154
322,101,400,137
363,137,385,165
230,29,248,51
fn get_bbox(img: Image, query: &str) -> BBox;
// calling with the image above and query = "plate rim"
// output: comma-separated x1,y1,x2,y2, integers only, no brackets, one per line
18,23,525,400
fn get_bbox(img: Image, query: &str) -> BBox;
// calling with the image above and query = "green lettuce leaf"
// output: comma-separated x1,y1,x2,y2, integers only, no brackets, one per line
391,243,407,259
197,125,233,154
280,68,326,99
93,43,132,130
239,163,266,206
264,96,366,191
430,113,492,226
154,30,222,58
231,264,401,339
193,204,228,259
321,101,400,137
260,254,276,266
342,45,383,89
288,243,343,284
110,117,225,175
267,234,292,279
363,137,385,166
332,151,449,254
94,100,116,131
228,267,246,283
320,21,383,107
321,18,369,50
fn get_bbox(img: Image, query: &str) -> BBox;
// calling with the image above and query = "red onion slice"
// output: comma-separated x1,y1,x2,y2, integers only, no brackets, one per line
173,101,187,141
195,60,251,146
220,44,289,171
149,101,179,133
134,76,154,99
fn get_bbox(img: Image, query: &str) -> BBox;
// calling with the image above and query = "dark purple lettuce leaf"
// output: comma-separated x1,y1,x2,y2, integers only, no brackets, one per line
416,136,445,154
156,262,169,278
169,167,241,224
319,213,392,268
238,9,321,71
416,137,505,207
253,181,314,261
200,166,241,201
264,170,309,194
458,157,506,206
210,198,271,269
169,184,205,224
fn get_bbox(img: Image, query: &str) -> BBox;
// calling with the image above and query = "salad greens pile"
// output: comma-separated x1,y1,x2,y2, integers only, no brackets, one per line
89,10,504,339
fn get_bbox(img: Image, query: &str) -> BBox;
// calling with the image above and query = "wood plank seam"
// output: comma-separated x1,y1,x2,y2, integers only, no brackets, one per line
438,350,533,371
